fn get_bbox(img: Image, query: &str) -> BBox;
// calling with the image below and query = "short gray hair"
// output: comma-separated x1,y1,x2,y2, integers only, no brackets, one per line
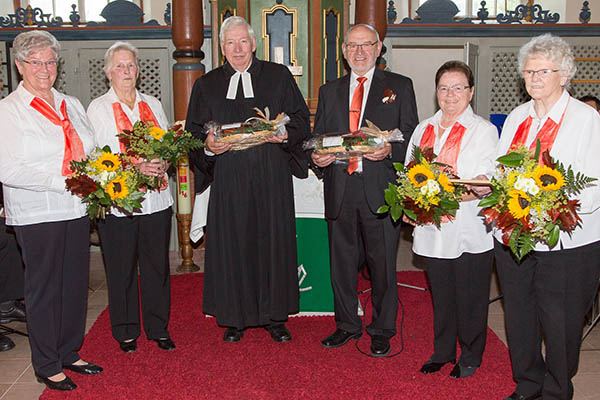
13,30,60,62
103,41,139,76
518,33,577,84
219,16,255,43
344,24,380,43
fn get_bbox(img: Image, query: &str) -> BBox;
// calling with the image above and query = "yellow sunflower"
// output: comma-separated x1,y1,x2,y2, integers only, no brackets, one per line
533,165,565,191
95,152,120,172
106,176,129,200
437,173,455,193
148,126,166,140
408,164,435,188
507,189,531,219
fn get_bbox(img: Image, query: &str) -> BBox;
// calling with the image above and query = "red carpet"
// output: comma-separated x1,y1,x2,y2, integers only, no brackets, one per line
41,272,515,399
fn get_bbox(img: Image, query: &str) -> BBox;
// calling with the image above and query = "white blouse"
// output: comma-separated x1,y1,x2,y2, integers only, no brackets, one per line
87,88,173,217
0,83,95,226
406,106,499,259
496,90,600,251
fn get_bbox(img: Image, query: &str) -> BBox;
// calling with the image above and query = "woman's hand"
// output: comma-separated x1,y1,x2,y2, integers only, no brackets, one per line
466,174,492,197
363,142,392,161
205,130,232,155
136,159,165,177
402,214,416,226
311,152,336,168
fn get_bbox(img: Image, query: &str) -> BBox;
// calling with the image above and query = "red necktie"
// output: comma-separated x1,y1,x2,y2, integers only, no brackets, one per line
112,101,160,153
30,97,85,177
348,76,367,174
419,122,467,174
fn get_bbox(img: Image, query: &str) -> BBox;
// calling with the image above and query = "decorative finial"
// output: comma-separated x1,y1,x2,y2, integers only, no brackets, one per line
70,4,80,27
387,1,398,24
477,1,489,24
580,1,591,24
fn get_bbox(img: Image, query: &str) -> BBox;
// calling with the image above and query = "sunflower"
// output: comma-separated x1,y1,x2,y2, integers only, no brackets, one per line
408,164,435,187
533,165,565,191
507,189,531,219
106,176,129,200
437,173,455,193
95,152,120,172
148,126,166,140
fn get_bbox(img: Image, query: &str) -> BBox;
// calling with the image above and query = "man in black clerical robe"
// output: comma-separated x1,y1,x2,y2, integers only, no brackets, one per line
185,16,310,343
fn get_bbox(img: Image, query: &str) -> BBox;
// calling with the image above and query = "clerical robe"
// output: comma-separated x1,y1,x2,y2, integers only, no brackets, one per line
186,58,310,329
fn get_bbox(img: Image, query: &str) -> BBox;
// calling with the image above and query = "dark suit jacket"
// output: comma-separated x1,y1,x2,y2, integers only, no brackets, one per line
313,68,419,220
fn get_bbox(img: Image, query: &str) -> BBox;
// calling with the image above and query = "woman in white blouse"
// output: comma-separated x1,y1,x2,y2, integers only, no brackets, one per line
87,42,175,354
405,61,498,379
491,34,600,400
0,31,102,391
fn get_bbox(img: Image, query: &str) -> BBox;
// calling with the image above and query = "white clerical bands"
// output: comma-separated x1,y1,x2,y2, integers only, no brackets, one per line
226,70,254,99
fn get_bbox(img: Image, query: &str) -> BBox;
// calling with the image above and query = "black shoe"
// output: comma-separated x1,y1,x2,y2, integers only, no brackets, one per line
63,361,103,375
0,300,26,323
449,363,477,378
154,337,176,351
419,359,456,374
35,374,77,391
0,335,15,352
265,324,292,343
321,329,362,348
369,335,391,357
223,328,243,342
503,391,542,400
119,339,137,353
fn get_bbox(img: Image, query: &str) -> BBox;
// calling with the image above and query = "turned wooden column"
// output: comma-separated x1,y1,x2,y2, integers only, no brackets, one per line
355,0,388,67
172,0,205,273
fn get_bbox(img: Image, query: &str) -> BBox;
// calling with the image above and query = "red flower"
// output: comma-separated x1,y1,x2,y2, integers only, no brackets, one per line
382,89,396,104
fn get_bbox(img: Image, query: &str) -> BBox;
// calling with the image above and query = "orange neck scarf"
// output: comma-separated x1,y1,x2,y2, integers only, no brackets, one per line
112,101,160,153
30,97,85,177
419,122,467,173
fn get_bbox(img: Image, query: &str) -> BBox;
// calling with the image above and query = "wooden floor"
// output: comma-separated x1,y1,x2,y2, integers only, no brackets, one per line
1,230,600,399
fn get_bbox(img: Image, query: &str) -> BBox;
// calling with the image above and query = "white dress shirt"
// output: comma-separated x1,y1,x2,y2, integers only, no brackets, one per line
495,90,600,251
0,83,95,226
347,67,376,173
87,87,173,217
407,106,499,259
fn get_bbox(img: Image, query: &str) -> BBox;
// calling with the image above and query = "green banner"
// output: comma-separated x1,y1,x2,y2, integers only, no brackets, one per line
296,218,334,314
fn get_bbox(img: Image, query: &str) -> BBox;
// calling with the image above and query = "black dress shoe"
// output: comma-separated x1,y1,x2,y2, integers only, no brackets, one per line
119,340,137,353
420,359,456,374
265,324,292,343
449,363,477,378
0,300,26,323
321,329,362,348
0,334,15,352
154,337,176,350
503,391,542,400
63,361,103,375
223,328,243,342
35,374,77,391
370,335,391,357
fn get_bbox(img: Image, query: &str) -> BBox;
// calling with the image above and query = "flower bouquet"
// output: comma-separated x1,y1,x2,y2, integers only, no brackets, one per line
117,121,203,189
304,120,403,160
65,146,146,220
478,141,596,259
377,146,464,226
205,107,290,151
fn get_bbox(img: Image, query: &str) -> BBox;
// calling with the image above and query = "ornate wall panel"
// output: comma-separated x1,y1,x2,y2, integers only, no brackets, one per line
571,45,600,100
488,49,529,114
0,43,8,99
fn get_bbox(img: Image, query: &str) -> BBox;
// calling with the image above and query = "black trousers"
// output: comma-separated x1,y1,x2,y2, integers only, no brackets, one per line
14,217,89,378
495,239,600,400
0,217,24,302
327,174,400,337
423,251,493,367
97,208,172,342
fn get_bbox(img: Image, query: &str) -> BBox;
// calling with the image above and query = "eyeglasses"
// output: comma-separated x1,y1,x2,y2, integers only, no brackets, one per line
344,41,378,51
22,59,58,68
437,85,471,95
522,69,560,78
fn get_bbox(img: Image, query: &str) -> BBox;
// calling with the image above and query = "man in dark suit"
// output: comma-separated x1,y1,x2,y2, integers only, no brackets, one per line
311,24,418,357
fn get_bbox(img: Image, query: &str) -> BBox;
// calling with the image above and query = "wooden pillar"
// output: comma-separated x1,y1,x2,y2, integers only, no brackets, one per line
354,0,387,67
172,0,205,273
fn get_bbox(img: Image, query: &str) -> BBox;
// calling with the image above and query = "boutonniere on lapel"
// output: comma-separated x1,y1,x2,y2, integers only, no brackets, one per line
382,89,396,104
